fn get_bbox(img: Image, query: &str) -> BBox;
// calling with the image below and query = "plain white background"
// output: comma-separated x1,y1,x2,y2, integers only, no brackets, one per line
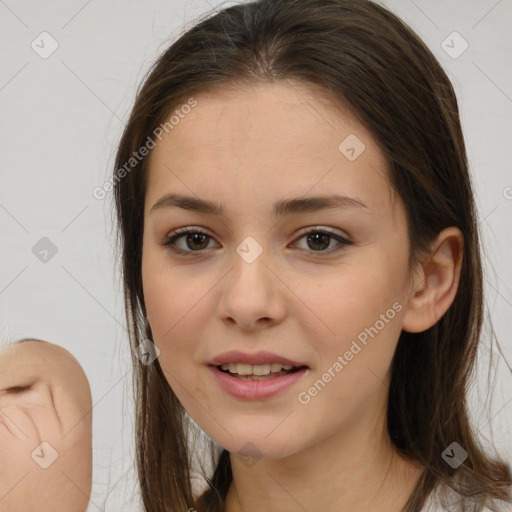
1,0,511,510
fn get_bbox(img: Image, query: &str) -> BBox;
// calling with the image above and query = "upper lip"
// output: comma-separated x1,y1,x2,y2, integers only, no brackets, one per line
209,350,308,367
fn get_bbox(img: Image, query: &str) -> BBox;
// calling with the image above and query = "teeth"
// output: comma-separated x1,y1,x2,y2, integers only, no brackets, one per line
220,363,295,375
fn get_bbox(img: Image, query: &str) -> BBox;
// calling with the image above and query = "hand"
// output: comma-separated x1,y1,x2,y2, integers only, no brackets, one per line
0,339,92,512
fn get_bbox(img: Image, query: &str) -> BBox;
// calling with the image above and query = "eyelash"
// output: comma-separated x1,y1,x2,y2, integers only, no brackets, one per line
162,226,353,257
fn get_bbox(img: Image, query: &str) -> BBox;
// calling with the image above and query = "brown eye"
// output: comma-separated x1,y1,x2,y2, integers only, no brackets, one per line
292,227,353,255
181,232,210,250
305,232,331,251
163,227,217,255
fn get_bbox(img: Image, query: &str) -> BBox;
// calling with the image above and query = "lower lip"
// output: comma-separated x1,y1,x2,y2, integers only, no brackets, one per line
208,365,309,400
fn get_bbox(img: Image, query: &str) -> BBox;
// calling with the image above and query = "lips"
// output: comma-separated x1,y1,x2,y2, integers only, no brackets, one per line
208,350,309,368
209,364,309,400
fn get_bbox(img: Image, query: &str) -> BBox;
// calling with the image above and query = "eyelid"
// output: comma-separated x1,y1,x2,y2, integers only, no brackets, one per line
162,226,218,245
294,225,350,240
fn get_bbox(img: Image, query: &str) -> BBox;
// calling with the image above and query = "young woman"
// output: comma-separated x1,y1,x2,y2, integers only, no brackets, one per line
112,0,512,510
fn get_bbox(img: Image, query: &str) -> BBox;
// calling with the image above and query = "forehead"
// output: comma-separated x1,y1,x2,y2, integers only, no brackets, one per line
145,80,396,218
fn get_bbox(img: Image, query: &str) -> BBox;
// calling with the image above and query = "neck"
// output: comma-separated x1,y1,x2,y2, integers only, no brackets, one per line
224,399,424,512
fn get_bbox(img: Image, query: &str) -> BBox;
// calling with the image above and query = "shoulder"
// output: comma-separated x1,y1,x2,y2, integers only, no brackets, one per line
421,481,512,512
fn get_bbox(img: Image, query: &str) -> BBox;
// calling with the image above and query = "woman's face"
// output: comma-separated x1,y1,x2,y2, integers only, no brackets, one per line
141,80,417,460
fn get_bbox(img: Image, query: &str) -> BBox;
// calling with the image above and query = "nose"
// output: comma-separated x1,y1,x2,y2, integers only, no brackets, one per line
217,245,286,331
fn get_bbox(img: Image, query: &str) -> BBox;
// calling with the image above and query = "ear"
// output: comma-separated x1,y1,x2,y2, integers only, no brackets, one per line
401,227,464,333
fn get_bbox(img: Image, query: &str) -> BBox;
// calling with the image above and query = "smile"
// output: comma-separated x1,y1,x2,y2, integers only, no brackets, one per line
209,364,309,400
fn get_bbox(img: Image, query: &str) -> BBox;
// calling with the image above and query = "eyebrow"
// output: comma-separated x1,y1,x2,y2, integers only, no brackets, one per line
150,193,368,217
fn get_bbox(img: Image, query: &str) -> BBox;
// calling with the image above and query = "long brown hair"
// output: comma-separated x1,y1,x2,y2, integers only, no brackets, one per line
112,1,512,510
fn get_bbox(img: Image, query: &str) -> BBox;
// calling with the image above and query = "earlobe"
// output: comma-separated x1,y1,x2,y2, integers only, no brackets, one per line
401,227,464,334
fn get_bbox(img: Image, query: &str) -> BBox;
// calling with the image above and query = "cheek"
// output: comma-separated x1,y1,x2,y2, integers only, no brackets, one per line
289,255,407,386
142,245,185,330
292,261,403,337
141,252,209,383
293,275,404,427
142,267,207,336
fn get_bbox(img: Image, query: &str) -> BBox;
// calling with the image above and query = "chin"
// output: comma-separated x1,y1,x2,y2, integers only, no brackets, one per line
206,429,301,462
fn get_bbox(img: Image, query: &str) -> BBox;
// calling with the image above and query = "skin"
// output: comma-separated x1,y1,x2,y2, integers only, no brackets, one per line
0,340,92,512
141,80,463,512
